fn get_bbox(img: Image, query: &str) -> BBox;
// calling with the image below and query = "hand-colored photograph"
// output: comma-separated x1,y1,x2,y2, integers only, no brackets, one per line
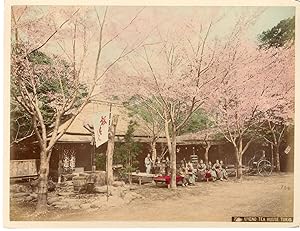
5,1,297,227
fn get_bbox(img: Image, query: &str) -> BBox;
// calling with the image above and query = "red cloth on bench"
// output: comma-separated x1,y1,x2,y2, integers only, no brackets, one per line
154,175,183,185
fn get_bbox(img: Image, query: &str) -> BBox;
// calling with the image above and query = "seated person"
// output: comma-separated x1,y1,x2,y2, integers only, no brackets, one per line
220,160,228,180
180,158,187,169
178,163,188,186
259,151,266,161
213,160,223,180
205,161,217,182
196,159,206,181
253,150,267,164
186,162,196,185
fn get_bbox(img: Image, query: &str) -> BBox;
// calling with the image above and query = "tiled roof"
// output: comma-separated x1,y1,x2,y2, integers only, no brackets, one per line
177,128,222,144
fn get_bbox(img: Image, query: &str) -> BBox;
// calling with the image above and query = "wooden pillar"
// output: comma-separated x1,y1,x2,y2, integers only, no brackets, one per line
92,137,96,172
106,115,119,185
270,143,274,170
218,143,226,164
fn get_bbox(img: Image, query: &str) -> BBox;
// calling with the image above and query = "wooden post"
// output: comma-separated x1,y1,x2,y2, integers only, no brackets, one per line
128,174,132,185
270,143,274,170
92,136,96,172
106,115,119,186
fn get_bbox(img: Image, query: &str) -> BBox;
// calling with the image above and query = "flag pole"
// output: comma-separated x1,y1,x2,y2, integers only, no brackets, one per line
92,135,96,172
106,103,112,201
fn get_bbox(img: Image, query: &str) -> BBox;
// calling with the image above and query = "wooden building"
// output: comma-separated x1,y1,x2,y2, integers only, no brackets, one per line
10,101,294,178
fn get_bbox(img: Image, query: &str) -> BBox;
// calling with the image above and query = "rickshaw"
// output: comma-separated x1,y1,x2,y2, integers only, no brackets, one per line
245,155,273,177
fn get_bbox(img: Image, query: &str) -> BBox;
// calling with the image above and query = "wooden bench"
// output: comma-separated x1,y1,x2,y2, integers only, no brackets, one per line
127,172,156,185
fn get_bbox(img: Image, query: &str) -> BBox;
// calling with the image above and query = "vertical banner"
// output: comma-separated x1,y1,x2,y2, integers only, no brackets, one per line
93,112,110,147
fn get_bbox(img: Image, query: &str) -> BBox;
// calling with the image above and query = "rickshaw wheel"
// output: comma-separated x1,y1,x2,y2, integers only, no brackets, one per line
257,160,272,176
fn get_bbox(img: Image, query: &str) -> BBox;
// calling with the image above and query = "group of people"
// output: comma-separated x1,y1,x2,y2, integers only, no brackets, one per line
144,154,170,175
145,154,228,186
179,159,228,186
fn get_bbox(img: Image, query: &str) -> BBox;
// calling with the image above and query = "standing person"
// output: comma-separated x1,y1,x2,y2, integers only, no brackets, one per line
57,159,64,184
145,153,153,175
182,157,187,167
155,157,161,175
160,157,166,175
165,156,170,175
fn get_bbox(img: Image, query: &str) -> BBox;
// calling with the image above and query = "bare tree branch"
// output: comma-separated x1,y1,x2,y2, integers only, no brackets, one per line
29,8,80,55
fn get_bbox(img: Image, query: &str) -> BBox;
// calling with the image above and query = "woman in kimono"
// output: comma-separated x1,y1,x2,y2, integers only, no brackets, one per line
179,163,188,186
186,162,196,185
205,161,217,181
154,157,162,175
213,160,223,180
220,160,228,180
197,159,206,181
145,154,153,174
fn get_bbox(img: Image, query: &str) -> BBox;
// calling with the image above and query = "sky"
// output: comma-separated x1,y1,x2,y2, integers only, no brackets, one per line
14,5,295,41
11,5,295,87
252,6,295,37
186,6,296,42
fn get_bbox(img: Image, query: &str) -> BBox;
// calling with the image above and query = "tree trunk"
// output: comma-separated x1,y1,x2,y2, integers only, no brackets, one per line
235,148,243,179
106,115,118,185
274,144,281,172
204,143,211,166
270,143,274,169
151,139,157,164
170,131,177,189
36,150,50,213
164,119,177,189
92,141,96,172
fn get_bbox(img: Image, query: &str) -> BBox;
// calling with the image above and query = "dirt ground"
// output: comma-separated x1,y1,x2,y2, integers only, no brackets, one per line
10,173,294,222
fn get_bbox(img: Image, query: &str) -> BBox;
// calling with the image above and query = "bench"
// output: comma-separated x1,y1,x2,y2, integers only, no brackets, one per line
127,172,156,185
153,175,184,188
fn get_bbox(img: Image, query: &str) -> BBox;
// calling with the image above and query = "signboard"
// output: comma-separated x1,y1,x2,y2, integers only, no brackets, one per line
284,146,291,155
93,112,110,147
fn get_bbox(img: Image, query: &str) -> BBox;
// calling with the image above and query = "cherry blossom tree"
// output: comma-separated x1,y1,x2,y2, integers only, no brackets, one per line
207,44,294,178
256,18,295,172
103,9,293,184
125,99,164,163
258,47,294,172
106,13,255,187
260,120,290,172
11,6,144,212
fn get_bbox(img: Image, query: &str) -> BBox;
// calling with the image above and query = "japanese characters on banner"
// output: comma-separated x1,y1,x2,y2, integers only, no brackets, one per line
93,112,110,147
